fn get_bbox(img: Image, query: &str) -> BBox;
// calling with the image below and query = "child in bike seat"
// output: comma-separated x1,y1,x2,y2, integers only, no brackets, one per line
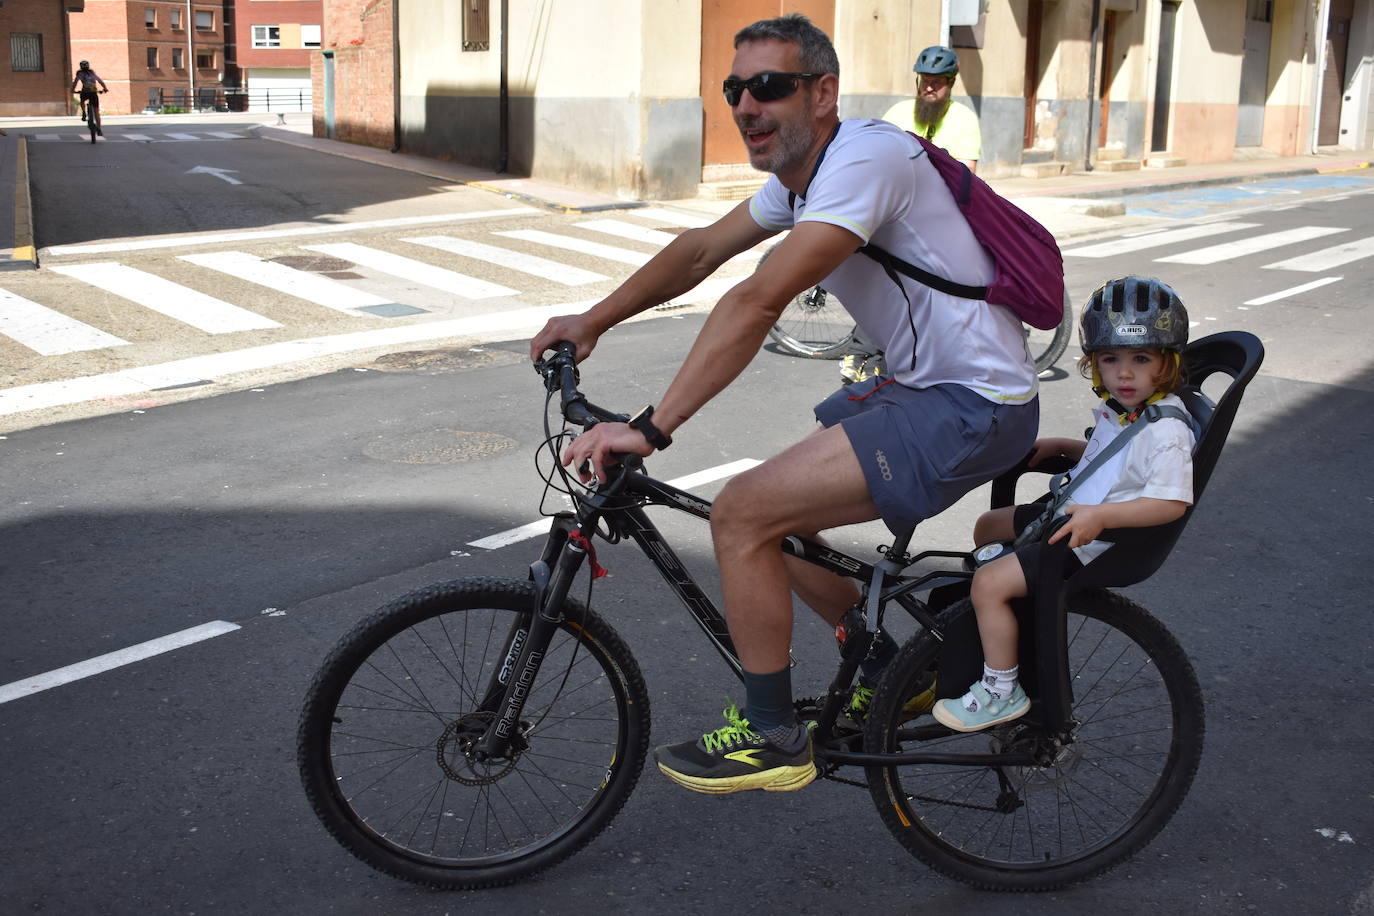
933,276,1196,732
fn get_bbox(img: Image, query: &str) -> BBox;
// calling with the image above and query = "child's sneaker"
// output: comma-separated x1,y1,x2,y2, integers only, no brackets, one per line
932,681,1029,732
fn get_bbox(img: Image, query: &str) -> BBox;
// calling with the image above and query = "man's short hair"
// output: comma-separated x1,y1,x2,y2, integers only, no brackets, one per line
734,13,840,77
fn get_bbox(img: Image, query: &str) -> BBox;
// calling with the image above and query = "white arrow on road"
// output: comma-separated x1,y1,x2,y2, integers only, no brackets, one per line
187,165,242,185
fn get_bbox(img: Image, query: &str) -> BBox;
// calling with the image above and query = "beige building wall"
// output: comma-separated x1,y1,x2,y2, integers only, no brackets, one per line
1161,0,1245,162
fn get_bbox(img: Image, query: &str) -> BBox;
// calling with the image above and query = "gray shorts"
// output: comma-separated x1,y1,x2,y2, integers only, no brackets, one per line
815,379,1039,535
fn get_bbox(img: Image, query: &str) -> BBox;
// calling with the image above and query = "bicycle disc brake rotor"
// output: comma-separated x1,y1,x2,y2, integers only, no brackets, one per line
990,724,1084,792
437,711,524,785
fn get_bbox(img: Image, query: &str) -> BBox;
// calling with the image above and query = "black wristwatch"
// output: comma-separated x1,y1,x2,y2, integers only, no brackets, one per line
628,405,673,451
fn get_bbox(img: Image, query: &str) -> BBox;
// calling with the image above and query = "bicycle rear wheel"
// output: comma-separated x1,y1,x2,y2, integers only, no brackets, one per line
298,577,650,889
863,589,1203,890
1024,287,1075,375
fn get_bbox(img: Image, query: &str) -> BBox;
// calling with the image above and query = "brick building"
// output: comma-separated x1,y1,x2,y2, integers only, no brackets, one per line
1,0,77,116
311,0,393,147
68,0,226,114
233,0,321,112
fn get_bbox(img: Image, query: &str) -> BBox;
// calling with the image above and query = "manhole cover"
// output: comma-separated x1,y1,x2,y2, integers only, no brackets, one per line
270,254,355,272
370,347,524,373
362,429,518,464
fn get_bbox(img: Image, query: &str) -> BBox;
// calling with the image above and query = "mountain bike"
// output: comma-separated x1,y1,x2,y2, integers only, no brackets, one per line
295,333,1267,892
760,246,1075,374
78,90,105,144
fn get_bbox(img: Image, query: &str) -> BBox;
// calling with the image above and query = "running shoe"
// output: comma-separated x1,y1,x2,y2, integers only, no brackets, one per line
655,702,815,795
840,677,937,729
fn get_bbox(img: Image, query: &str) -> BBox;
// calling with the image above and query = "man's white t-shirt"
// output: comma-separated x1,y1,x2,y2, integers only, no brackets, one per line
749,118,1036,404
1061,393,1196,563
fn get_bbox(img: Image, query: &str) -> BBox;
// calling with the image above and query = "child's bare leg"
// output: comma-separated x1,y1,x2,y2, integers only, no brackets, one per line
972,506,1018,547
968,554,1028,668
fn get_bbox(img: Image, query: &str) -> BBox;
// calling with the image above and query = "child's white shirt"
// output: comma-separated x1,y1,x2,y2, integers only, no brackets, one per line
1060,392,1195,563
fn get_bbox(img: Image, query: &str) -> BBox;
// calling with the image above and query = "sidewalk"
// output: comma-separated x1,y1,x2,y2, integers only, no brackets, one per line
2,109,1370,271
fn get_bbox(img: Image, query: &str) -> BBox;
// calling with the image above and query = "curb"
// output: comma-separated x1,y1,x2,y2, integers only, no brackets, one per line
1,136,37,271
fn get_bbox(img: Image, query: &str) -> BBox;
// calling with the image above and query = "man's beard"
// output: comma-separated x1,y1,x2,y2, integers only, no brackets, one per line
916,96,951,127
738,113,815,174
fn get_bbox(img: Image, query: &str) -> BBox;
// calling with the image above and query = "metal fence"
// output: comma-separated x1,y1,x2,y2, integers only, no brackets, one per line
149,87,312,114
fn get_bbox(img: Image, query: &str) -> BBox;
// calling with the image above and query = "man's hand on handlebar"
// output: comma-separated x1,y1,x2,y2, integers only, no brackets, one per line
563,422,653,485
530,314,599,363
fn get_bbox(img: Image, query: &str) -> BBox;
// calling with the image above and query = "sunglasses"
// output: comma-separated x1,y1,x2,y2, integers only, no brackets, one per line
722,71,821,107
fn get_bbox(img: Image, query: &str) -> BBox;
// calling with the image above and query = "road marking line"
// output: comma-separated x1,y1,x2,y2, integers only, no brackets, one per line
43,209,540,256
574,218,678,246
164,132,200,140
179,251,392,311
633,207,714,229
0,301,598,416
1263,235,1374,272
1062,222,1262,258
34,134,63,141
0,621,241,705
0,286,130,354
467,459,763,550
50,262,283,333
123,133,153,141
1243,276,1342,305
302,243,519,299
206,131,243,139
1155,226,1347,264
402,235,608,286
493,229,654,266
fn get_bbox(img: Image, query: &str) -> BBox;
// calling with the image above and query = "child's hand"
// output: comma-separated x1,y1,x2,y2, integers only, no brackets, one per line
1048,504,1110,548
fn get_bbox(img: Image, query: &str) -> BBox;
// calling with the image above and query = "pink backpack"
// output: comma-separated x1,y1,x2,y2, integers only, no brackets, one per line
859,135,1066,330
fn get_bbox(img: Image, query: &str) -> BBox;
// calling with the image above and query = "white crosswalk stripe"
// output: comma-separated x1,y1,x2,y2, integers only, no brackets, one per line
401,236,608,285
1062,222,1262,258
123,133,153,141
1263,235,1374,272
49,263,283,333
164,133,199,141
492,229,654,266
1155,225,1347,264
178,251,392,312
633,207,714,229
301,243,519,299
574,218,679,246
0,287,129,355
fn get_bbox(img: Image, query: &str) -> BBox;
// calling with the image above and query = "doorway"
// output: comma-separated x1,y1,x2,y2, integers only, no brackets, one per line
1151,1,1180,152
1236,0,1272,147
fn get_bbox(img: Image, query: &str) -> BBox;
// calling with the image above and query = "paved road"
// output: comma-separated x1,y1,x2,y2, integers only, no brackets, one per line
2,133,1373,913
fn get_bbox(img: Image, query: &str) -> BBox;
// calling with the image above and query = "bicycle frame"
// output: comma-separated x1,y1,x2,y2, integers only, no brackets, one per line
472,460,1042,770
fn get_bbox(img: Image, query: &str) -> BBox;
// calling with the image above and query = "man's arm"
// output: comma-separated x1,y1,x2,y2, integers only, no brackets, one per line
528,199,771,362
562,220,864,481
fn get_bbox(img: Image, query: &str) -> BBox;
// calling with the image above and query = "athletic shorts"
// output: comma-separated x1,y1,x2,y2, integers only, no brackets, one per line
814,378,1039,535
1012,503,1084,594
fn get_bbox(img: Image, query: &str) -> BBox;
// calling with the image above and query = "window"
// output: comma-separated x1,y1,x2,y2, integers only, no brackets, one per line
463,0,489,51
252,25,280,48
170,7,182,28
145,7,156,27
10,32,43,71
172,46,183,68
147,46,158,68
196,51,213,69
301,24,321,49
194,9,213,30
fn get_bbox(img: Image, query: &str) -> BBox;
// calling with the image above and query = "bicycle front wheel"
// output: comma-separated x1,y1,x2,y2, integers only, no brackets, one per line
1024,287,1075,375
298,577,650,889
864,589,1203,890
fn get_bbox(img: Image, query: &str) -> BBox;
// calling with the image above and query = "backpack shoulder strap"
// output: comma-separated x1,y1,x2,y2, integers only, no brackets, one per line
1047,404,1190,507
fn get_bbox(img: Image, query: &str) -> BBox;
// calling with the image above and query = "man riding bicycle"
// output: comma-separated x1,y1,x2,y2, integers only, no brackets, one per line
71,60,108,137
529,14,1038,796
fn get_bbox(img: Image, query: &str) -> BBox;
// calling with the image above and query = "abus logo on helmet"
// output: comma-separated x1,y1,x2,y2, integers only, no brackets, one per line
1117,325,1147,336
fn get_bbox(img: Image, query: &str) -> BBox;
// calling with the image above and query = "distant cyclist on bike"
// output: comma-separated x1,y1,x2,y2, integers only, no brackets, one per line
881,45,981,173
71,60,108,137
530,14,1038,796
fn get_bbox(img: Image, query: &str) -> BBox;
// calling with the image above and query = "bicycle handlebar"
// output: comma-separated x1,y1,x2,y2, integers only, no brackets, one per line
534,341,629,429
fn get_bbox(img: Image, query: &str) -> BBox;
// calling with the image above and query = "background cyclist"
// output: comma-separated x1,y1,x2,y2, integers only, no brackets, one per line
71,60,108,137
529,14,1037,796
881,44,981,172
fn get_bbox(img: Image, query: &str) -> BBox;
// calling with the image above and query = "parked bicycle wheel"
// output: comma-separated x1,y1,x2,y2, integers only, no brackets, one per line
298,577,650,889
1024,287,1075,375
863,589,1203,890
759,245,855,358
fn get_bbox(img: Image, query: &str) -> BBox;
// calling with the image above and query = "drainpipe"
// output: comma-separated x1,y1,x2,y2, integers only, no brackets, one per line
1084,0,1102,172
390,0,401,152
186,0,195,108
498,0,509,173
940,0,951,47
62,5,73,115
1310,0,1331,153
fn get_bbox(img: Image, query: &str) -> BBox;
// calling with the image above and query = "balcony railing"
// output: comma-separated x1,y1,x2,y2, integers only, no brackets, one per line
148,87,312,114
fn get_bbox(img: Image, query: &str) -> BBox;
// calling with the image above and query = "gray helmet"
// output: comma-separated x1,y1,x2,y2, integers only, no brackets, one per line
1079,276,1189,352
79,60,89,68
914,45,959,77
